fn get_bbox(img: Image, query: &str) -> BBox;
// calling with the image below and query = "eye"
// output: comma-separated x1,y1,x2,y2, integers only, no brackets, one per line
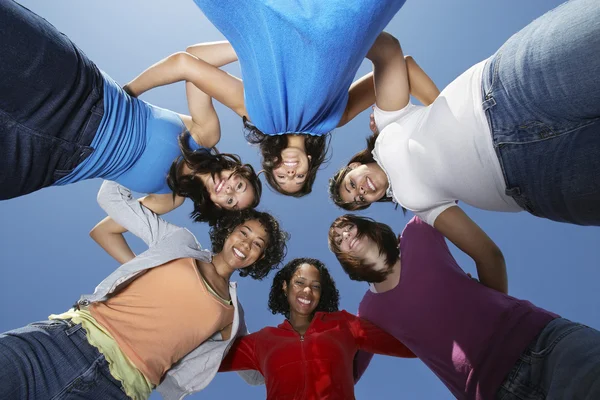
277,175,285,179
350,180,356,189
227,197,234,206
237,182,243,190
241,230,248,237
359,195,365,203
253,241,263,249
297,174,305,179
312,285,321,291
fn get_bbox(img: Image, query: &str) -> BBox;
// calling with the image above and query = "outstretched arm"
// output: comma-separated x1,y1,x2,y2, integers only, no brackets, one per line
91,192,185,263
125,42,247,118
434,206,508,294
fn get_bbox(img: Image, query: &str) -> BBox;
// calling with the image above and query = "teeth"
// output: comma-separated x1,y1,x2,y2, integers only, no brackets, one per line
284,162,298,167
350,238,357,249
233,247,246,259
366,177,376,192
216,180,224,193
298,298,311,305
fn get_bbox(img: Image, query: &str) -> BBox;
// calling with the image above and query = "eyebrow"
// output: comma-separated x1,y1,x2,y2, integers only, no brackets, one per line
243,225,267,244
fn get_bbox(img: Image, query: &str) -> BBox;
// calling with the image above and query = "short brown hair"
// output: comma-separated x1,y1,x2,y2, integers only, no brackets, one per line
328,214,399,283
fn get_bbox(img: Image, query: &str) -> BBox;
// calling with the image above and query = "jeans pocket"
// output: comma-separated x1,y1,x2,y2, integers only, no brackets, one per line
29,320,67,330
529,323,586,359
52,145,95,181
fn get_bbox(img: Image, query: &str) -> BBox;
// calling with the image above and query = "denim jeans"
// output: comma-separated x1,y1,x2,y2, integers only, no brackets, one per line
496,318,600,399
0,0,104,200
0,319,128,400
482,0,600,225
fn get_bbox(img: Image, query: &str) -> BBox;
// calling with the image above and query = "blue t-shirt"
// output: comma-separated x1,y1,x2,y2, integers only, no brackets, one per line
55,71,200,194
194,0,406,136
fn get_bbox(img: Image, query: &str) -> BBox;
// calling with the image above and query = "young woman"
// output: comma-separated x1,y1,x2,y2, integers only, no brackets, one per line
328,214,600,399
331,0,600,236
0,180,288,400
218,257,415,399
0,1,260,224
125,0,408,196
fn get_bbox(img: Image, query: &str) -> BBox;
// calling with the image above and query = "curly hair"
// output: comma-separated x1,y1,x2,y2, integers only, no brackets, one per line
209,208,289,280
268,257,340,319
243,117,331,197
328,214,399,283
167,132,262,225
328,133,398,211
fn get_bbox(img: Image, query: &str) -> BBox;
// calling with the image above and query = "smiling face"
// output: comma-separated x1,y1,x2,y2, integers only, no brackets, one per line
221,219,268,270
331,222,380,264
283,263,322,318
272,148,312,194
205,170,256,211
339,162,388,206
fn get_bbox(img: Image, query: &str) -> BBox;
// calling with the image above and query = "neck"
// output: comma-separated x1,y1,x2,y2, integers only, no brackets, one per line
211,253,236,282
288,311,313,335
286,134,306,151
373,258,401,293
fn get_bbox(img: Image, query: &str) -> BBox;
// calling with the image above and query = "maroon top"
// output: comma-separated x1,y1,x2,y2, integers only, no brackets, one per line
355,217,557,399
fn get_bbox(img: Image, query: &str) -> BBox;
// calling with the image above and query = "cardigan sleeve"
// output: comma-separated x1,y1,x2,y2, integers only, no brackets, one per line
219,332,262,373
345,311,415,358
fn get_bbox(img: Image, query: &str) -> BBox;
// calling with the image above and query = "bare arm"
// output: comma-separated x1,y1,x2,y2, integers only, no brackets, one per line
338,32,410,127
404,56,440,106
90,192,185,263
125,47,246,118
434,206,508,294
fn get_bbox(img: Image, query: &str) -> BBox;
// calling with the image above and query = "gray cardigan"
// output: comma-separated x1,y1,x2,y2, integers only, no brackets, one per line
77,181,263,399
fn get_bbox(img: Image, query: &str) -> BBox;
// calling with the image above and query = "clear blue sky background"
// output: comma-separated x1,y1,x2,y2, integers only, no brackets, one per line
1,1,597,399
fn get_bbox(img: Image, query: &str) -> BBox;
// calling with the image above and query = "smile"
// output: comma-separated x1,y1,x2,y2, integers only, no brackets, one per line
297,298,311,306
284,161,298,167
366,176,376,192
233,247,246,260
349,237,358,250
215,179,225,194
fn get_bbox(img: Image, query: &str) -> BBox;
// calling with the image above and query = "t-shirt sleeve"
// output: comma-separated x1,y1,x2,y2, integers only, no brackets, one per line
373,102,415,133
416,202,458,227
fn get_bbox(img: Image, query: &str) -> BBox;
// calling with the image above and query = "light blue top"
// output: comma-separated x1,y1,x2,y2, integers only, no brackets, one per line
55,71,201,194
193,0,406,136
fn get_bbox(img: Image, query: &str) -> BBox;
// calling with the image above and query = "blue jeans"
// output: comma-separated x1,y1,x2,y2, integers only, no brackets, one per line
496,318,600,399
482,0,600,225
0,0,103,200
0,320,129,400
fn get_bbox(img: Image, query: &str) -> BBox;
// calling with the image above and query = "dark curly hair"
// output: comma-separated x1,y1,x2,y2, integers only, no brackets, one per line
209,208,289,280
243,117,331,197
167,132,262,225
328,214,399,283
268,257,340,319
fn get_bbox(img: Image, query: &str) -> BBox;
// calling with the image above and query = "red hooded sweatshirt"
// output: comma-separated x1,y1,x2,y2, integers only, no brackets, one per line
219,310,415,399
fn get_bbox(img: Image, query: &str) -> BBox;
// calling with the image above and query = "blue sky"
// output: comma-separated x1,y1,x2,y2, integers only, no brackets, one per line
1,1,597,399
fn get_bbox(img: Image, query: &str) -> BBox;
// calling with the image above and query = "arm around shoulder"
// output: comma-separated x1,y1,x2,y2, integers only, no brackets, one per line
433,206,508,294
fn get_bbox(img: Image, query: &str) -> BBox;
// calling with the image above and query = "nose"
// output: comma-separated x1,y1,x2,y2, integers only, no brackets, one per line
302,286,312,294
224,184,233,195
342,231,350,241
359,185,366,195
286,169,295,176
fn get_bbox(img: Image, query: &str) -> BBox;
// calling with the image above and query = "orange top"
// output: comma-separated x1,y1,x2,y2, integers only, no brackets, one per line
90,257,234,385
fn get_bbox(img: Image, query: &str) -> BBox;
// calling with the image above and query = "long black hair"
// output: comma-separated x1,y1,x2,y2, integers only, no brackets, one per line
243,117,331,197
268,257,340,319
167,132,262,225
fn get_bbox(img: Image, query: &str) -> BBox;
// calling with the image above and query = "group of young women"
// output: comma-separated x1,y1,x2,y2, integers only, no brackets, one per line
1,0,599,399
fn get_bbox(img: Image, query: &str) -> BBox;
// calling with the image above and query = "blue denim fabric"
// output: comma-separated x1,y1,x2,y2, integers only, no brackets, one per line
0,320,128,400
0,0,104,200
496,318,600,399
482,0,600,225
